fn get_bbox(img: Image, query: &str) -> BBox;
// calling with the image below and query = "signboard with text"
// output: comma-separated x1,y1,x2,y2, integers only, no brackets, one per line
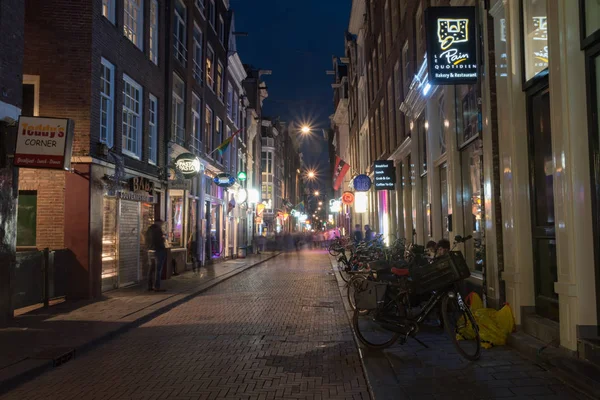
374,160,396,190
425,6,478,85
353,174,372,192
14,116,74,170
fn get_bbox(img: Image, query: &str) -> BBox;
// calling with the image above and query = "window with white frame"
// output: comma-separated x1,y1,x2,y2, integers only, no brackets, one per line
216,62,224,101
206,45,215,90
193,24,203,82
102,0,115,23
149,0,159,65
225,126,232,167
205,105,213,154
100,58,115,148
174,0,187,65
122,75,143,158
215,117,223,163
207,0,215,28
233,92,239,127
148,94,158,164
172,73,185,144
191,93,202,154
124,0,143,50
227,84,233,119
218,16,225,44
195,0,205,16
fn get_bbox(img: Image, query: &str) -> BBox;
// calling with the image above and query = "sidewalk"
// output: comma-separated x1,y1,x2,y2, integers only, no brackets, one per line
0,252,280,393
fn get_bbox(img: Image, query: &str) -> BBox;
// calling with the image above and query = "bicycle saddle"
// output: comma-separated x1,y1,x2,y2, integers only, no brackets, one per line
391,267,410,277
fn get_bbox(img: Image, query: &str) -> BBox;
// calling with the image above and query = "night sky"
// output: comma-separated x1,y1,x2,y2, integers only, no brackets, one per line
230,0,351,190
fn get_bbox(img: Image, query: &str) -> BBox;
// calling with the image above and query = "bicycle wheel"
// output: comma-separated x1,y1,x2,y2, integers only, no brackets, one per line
441,293,481,361
337,261,351,283
347,275,370,315
352,307,401,350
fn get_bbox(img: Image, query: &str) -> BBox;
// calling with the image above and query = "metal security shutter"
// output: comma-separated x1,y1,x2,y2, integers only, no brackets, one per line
119,200,140,287
139,203,155,278
101,197,118,292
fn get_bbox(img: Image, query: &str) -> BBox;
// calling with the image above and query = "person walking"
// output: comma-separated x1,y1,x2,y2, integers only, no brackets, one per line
145,219,167,292
364,224,374,241
353,224,363,244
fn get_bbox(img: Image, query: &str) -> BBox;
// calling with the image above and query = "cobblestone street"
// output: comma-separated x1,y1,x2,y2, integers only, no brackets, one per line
1,252,369,400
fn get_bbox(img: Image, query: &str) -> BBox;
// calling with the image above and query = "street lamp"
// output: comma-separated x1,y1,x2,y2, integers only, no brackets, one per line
307,171,316,179
301,125,311,134
318,201,322,206
314,190,320,196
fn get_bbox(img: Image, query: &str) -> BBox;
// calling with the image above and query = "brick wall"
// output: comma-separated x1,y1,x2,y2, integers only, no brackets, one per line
18,169,65,249
0,0,25,111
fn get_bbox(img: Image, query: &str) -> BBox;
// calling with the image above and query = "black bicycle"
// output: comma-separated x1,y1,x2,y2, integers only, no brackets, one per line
352,235,481,361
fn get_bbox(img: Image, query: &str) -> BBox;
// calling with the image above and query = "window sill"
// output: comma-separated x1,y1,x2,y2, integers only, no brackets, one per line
122,150,141,160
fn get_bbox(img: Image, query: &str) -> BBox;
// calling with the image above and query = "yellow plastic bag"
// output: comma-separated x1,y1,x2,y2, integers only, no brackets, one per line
456,293,516,348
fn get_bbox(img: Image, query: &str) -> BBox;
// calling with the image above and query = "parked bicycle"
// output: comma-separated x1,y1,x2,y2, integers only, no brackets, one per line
351,235,481,361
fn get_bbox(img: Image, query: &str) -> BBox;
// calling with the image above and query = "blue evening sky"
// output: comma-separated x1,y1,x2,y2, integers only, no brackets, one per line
230,0,351,189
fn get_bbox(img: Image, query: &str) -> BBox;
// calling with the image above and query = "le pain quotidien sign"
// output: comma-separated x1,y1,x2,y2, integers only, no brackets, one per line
425,6,478,86
13,116,75,170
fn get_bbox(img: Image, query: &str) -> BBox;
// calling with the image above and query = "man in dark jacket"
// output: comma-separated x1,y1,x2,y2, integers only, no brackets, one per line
146,219,166,292
364,225,374,241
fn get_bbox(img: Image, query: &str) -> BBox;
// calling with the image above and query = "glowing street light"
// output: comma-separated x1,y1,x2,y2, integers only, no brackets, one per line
301,125,311,134
314,190,320,196
306,170,316,180
318,201,323,206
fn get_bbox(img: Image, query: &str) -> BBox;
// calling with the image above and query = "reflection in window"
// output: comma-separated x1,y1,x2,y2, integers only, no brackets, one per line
456,85,479,146
461,140,484,272
584,0,600,38
17,191,37,247
522,0,548,81
169,193,184,247
187,198,197,263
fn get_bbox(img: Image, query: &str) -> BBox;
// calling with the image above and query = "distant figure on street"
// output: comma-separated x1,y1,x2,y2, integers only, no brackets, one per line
353,224,363,244
364,225,374,241
145,219,166,292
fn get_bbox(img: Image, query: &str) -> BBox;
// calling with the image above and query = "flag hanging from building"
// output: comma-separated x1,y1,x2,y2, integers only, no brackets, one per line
213,128,242,155
333,156,350,191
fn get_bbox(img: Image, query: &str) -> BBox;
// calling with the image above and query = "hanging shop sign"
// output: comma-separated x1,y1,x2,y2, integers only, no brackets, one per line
237,171,247,181
14,116,75,170
329,199,342,213
353,174,372,192
374,160,396,190
354,192,368,213
425,6,478,85
256,203,265,218
342,191,355,205
129,176,154,193
175,153,202,178
214,173,236,188
117,190,155,203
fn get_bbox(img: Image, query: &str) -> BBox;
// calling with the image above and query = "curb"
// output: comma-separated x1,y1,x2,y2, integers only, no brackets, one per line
328,255,376,400
0,253,281,395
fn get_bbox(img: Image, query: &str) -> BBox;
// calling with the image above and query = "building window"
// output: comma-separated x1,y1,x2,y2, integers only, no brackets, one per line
102,0,115,23
402,41,410,95
384,0,392,58
378,35,383,85
455,84,479,146
149,0,159,65
367,62,373,101
394,60,403,143
195,0,205,16
522,0,548,82
169,192,184,247
215,117,223,163
372,49,378,91
391,0,399,38
148,94,158,164
227,84,234,119
124,0,143,50
387,77,395,150
206,45,215,90
415,4,425,65
418,115,427,174
438,94,447,155
174,0,187,65
193,25,203,82
122,75,143,159
218,15,225,44
172,73,185,145
207,0,215,28
582,0,600,38
225,126,232,167
233,92,239,127
379,99,386,155
17,191,37,247
216,62,224,102
461,140,484,272
191,93,202,154
100,58,115,148
205,106,213,154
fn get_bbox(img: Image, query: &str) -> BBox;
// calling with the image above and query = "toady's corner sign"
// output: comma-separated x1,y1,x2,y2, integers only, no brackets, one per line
14,116,74,170
425,6,478,85
374,160,396,190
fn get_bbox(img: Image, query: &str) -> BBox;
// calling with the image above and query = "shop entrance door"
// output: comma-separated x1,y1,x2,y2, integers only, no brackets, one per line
101,197,118,292
527,82,559,321
119,200,141,287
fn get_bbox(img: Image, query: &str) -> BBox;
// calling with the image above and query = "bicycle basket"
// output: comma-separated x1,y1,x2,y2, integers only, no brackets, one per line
354,280,388,310
411,251,471,294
